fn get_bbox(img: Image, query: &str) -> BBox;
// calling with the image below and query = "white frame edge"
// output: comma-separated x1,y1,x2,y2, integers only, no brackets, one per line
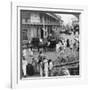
11,1,88,88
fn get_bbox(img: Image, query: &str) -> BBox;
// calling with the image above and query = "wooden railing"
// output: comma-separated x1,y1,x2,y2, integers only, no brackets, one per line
54,60,79,68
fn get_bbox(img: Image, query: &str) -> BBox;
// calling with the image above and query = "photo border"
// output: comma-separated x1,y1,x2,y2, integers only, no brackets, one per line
11,2,88,88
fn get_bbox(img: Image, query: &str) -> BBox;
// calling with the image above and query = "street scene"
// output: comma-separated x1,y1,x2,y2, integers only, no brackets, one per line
21,10,80,78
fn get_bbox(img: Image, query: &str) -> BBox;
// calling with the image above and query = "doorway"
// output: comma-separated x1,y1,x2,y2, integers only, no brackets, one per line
41,28,44,39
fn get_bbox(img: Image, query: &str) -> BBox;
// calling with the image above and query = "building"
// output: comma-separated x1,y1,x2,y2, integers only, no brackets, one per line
21,10,63,44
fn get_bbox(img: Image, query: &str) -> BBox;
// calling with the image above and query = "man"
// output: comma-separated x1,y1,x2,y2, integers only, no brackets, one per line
27,48,33,64
22,48,27,57
56,41,62,53
48,59,53,76
22,56,28,77
62,39,66,52
43,57,48,77
38,51,45,77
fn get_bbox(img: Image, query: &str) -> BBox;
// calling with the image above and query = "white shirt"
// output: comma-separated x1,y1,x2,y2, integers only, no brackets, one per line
49,62,53,70
22,60,27,67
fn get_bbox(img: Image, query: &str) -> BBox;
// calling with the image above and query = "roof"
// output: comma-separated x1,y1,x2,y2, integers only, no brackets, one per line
45,13,61,21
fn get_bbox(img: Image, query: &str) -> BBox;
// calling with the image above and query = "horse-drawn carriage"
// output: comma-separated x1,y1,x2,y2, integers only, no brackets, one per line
22,37,57,52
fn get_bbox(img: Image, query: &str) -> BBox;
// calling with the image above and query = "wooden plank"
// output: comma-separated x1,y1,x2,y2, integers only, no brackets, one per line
54,60,79,68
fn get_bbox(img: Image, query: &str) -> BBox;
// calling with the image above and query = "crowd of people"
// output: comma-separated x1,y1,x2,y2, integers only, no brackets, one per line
22,48,71,77
56,31,79,54
22,24,79,78
22,49,54,77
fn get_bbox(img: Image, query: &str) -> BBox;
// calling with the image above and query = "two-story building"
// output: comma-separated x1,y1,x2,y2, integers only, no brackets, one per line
21,10,63,44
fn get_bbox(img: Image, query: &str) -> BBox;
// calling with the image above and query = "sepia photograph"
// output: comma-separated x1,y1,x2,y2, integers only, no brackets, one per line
20,9,80,79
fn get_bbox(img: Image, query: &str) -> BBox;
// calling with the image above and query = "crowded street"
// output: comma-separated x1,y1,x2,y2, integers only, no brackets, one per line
21,10,80,78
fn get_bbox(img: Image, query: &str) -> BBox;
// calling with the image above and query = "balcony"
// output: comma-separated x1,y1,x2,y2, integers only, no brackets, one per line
22,19,60,26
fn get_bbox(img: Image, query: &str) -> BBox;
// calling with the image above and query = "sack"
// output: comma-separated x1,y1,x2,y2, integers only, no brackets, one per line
26,64,34,76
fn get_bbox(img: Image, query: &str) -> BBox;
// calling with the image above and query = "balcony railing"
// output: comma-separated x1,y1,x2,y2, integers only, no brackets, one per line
22,18,60,26
22,22,60,26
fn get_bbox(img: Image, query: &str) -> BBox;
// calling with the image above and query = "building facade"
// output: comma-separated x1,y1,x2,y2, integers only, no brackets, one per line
21,10,62,44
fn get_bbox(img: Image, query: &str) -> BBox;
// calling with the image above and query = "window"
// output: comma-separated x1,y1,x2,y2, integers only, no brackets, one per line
22,29,28,40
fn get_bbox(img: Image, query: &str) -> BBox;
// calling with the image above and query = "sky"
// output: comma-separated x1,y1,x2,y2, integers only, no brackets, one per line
56,14,78,25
